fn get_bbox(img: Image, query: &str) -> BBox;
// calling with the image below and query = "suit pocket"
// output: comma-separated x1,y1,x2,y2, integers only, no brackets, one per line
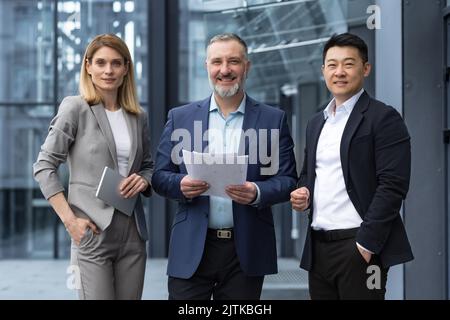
79,228,93,247
353,242,372,265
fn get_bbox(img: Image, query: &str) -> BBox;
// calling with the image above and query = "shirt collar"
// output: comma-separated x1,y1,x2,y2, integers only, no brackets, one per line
209,94,246,115
323,88,364,120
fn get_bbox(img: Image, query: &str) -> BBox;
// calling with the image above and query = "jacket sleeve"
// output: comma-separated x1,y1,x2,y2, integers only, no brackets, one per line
151,109,188,202
356,108,411,254
32,97,79,199
138,110,154,197
253,112,298,208
297,119,310,190
296,119,312,211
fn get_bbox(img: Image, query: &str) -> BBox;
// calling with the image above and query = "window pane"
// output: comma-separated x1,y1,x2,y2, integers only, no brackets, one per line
179,0,373,103
57,0,149,102
0,1,55,103
0,105,63,258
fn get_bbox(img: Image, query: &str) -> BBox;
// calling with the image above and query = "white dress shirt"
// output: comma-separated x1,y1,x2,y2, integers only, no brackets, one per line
312,89,365,231
207,94,261,229
105,108,131,177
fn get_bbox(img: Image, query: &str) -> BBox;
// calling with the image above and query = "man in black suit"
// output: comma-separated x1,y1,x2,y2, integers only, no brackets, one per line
291,33,413,300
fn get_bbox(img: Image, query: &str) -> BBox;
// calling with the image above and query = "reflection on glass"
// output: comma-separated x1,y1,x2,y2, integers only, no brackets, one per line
179,0,373,103
0,105,59,259
57,0,148,102
0,0,149,260
0,0,55,102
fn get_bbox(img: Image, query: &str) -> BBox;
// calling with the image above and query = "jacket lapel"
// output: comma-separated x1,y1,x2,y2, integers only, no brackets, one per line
195,97,211,153
340,91,370,185
195,97,211,218
240,96,261,157
123,110,138,175
308,113,326,178
90,103,118,169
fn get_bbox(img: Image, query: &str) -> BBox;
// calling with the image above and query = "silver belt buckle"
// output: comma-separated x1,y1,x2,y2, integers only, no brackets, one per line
217,230,232,239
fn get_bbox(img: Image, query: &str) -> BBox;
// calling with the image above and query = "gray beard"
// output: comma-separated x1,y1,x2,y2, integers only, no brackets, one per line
213,82,240,98
208,75,245,98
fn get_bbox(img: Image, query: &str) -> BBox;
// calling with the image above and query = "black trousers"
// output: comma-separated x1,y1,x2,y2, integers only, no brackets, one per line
309,228,389,300
168,229,264,300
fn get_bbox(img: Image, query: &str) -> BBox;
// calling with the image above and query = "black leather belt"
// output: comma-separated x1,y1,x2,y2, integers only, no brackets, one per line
208,228,233,239
312,227,359,242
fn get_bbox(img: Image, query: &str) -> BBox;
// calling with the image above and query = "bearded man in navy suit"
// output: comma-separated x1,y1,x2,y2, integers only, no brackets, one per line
152,33,297,300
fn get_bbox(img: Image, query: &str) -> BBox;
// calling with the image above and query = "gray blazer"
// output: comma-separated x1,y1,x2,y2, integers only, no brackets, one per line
33,95,153,240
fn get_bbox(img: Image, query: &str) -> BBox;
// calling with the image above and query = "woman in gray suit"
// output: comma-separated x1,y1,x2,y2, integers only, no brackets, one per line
33,34,153,300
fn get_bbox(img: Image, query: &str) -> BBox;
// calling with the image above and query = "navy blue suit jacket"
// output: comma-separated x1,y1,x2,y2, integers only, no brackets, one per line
298,91,414,270
152,95,297,279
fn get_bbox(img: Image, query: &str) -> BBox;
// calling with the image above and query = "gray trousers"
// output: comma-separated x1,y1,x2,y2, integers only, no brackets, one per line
70,211,147,300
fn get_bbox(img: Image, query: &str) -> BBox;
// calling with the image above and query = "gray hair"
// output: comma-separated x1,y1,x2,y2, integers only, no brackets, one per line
206,33,248,60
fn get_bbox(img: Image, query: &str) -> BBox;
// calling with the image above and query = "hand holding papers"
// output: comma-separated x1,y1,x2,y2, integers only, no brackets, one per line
182,150,248,199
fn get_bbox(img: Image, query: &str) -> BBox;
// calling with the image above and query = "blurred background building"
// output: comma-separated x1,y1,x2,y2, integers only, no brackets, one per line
0,0,446,299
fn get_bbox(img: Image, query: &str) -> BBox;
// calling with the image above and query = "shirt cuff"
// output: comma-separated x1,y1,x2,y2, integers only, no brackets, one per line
356,242,374,254
249,182,261,206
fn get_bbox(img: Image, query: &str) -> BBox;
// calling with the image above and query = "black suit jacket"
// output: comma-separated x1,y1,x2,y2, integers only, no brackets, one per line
298,91,414,270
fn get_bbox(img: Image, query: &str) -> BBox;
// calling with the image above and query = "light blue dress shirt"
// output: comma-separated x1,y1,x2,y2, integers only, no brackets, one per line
207,94,260,229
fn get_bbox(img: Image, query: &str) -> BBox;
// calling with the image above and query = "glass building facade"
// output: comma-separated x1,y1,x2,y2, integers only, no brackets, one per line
0,0,448,300
0,0,373,259
0,0,149,258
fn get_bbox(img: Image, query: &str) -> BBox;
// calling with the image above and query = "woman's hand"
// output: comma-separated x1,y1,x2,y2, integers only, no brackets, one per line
120,173,149,198
64,216,99,246
49,193,99,246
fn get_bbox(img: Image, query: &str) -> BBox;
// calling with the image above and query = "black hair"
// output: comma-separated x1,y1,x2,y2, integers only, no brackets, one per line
322,33,368,64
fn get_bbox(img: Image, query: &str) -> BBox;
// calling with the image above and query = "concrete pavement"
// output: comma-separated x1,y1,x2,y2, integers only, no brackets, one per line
0,258,309,300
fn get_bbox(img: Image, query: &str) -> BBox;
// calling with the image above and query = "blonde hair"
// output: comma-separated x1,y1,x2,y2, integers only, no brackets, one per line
79,33,141,114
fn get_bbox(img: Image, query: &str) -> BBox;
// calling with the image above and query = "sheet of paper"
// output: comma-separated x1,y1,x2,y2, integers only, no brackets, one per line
182,150,248,199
